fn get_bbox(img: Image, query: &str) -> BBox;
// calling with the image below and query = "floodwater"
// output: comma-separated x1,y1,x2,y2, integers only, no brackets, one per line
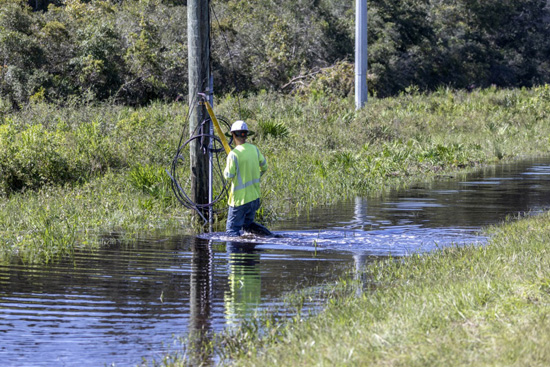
1,157,550,366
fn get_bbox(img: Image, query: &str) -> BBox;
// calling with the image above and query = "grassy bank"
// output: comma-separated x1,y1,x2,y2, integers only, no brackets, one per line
193,211,550,367
0,103,189,263
2,86,550,263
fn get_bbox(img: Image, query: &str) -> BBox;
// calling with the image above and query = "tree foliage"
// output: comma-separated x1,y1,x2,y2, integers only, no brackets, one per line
0,0,549,105
367,0,550,96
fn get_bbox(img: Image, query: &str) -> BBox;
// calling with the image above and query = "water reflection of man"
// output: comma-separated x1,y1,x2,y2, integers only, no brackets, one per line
224,242,262,325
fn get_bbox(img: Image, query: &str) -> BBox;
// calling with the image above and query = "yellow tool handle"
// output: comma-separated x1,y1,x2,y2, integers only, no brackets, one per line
201,97,231,154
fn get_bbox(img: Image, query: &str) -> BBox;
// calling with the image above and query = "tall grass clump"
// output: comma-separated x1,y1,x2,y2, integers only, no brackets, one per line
0,172,189,263
128,163,174,208
0,202,78,264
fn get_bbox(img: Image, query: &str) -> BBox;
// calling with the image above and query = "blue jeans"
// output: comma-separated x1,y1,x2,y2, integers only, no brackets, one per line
226,199,272,236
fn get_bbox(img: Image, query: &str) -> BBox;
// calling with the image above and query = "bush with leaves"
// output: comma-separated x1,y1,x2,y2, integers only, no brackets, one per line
1,0,550,104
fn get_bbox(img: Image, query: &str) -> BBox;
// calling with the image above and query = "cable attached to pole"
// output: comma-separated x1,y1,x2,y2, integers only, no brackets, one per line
167,93,233,225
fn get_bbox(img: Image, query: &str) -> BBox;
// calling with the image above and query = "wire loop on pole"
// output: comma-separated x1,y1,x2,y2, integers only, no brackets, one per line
168,116,233,225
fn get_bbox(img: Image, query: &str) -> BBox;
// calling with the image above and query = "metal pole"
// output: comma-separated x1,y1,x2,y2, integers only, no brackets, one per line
188,0,211,220
355,0,368,109
208,76,214,231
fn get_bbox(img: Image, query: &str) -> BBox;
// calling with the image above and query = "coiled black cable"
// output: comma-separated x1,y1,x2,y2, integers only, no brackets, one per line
167,107,233,223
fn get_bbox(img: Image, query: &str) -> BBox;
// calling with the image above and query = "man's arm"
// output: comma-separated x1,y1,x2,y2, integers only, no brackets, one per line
259,150,267,176
224,151,237,180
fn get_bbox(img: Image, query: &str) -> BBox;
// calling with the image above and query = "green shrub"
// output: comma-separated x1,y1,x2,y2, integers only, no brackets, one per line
74,120,121,175
257,119,289,139
128,163,172,203
292,60,355,98
0,123,75,194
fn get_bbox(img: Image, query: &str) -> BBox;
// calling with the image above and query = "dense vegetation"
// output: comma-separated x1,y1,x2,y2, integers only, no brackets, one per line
2,86,550,263
1,0,550,107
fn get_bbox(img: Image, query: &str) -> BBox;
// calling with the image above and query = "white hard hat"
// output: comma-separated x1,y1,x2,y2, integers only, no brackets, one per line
230,120,248,132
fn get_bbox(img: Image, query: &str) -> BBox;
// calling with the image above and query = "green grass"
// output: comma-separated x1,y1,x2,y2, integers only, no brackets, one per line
0,172,190,263
176,212,550,367
227,85,550,218
2,86,550,263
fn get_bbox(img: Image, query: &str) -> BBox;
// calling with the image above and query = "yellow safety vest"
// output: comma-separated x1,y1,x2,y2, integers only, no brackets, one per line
224,143,267,207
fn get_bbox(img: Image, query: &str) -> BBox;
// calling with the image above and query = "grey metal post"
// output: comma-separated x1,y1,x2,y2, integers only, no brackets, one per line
208,76,214,231
188,0,211,219
355,0,368,109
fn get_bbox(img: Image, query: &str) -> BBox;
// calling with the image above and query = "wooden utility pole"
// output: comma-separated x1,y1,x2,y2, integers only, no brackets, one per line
188,0,211,218
355,0,368,109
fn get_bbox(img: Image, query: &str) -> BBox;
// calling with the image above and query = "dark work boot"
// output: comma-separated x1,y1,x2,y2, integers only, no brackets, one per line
244,222,274,237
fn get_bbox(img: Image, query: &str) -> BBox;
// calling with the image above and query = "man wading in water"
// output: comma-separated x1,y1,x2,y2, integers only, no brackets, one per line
224,120,274,237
